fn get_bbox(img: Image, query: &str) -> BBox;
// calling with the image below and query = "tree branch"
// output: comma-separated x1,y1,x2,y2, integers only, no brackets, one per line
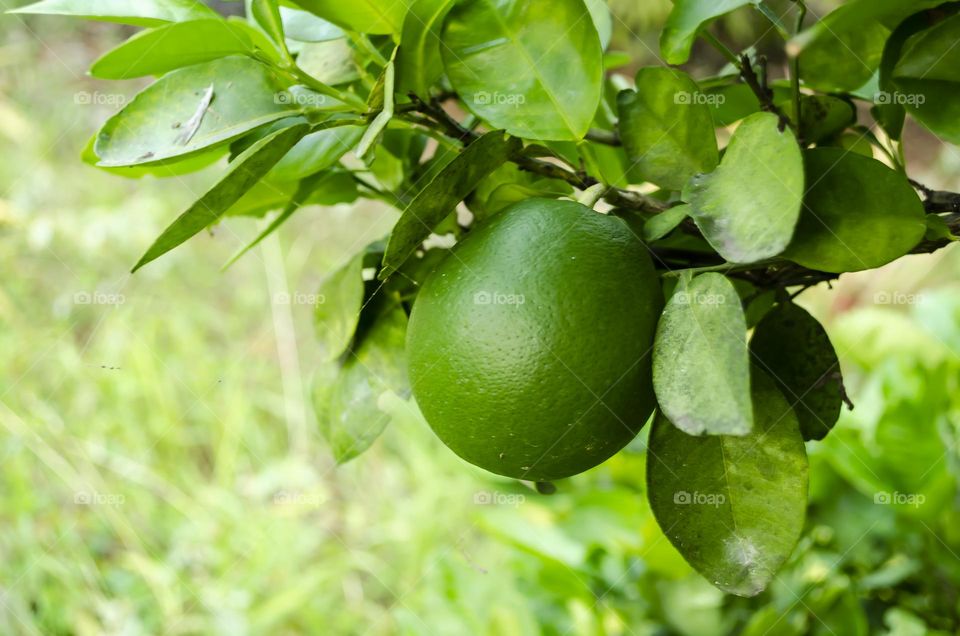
740,54,794,132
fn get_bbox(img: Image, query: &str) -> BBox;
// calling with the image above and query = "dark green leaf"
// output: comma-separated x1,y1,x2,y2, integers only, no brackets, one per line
643,204,690,242
618,67,719,191
132,123,310,271
9,0,217,26
893,13,960,82
224,170,358,217
95,56,300,167
89,19,272,80
790,0,943,92
396,0,457,99
647,368,808,597
750,303,843,441
292,0,405,35
660,0,756,65
784,148,926,273
314,302,408,463
874,12,932,140
793,95,855,143
441,0,603,141
684,113,803,263
379,131,521,279
653,273,753,436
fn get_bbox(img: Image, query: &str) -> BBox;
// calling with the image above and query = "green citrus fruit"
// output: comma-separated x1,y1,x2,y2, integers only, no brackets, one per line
406,198,663,480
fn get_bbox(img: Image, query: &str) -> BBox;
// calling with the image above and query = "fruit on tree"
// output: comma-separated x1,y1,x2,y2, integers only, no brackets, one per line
406,198,662,481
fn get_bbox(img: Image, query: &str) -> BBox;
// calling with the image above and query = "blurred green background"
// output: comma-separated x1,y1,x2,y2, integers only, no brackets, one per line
2,2,960,634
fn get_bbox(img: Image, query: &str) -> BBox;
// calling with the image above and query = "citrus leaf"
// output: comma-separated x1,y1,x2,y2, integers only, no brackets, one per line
789,0,943,92
132,123,310,271
585,0,612,50
379,131,521,279
784,148,926,273
95,56,300,167
653,273,753,436
291,0,405,35
396,0,457,99
660,0,757,65
9,0,217,26
314,250,367,361
684,113,803,264
618,67,719,191
750,303,843,441
441,0,603,141
268,123,364,182
643,204,691,242
280,6,343,42
894,13,960,82
89,20,270,80
314,302,408,464
251,0,291,59
647,368,808,597
793,94,855,144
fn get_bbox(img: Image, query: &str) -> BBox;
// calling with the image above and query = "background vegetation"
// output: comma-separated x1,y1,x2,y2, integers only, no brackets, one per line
1,2,959,634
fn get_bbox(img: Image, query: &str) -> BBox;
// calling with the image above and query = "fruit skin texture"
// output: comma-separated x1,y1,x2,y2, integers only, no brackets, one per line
406,198,663,481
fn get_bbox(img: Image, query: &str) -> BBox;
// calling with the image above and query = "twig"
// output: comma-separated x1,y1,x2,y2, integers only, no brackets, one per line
740,54,793,132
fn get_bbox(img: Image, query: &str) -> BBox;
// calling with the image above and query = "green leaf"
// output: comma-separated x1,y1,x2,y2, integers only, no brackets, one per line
132,123,310,271
268,123,364,182
874,12,932,140
314,250,367,361
684,113,803,263
894,13,960,82
314,302,408,463
379,131,521,279
653,273,753,436
89,20,272,80
584,0,612,50
9,0,217,26
280,6,343,41
793,94,855,144
396,0,457,99
441,0,603,141
95,56,299,167
291,0,405,35
647,368,808,597
789,0,943,92
660,0,757,65
224,170,358,217
251,0,291,59
750,303,843,441
784,148,926,273
81,134,224,179
887,12,960,144
617,67,719,191
643,204,690,242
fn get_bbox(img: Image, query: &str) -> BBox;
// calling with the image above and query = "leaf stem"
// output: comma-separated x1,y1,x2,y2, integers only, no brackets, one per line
701,31,741,69
577,183,607,208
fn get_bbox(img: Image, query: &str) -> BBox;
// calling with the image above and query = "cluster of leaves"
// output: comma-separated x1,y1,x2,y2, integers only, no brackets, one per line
17,0,960,596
